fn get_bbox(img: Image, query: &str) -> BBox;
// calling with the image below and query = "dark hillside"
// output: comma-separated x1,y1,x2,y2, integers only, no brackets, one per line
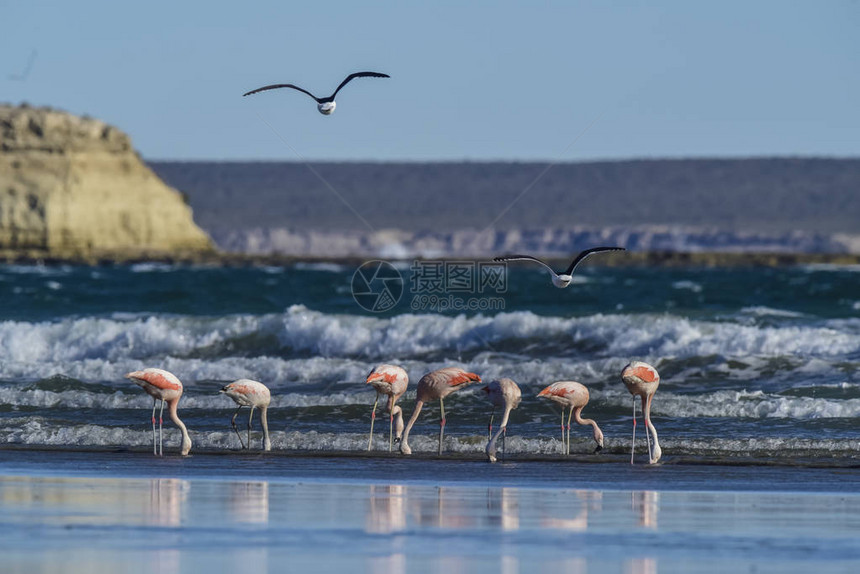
150,158,860,234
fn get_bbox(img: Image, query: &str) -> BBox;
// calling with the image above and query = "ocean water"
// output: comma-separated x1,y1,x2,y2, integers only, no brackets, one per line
1,262,859,462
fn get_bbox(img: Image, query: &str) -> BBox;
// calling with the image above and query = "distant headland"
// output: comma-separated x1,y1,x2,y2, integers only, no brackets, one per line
0,104,214,263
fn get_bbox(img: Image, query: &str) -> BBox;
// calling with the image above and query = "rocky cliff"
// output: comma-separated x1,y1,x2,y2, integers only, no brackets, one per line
0,104,214,261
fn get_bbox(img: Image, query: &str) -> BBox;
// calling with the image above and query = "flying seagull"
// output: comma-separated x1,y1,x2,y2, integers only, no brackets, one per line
242,71,390,115
494,247,626,288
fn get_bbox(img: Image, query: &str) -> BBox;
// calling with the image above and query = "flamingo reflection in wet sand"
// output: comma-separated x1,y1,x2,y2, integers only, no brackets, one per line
621,361,662,464
537,381,604,455
365,364,409,451
125,368,192,456
220,379,271,451
399,367,482,455
483,378,521,463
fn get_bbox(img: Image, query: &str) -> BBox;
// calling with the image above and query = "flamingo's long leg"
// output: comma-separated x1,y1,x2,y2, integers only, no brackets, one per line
560,408,565,453
631,397,637,465
231,406,246,449
151,399,157,456
566,407,574,456
438,398,446,456
367,393,379,452
158,399,165,457
247,405,256,450
488,407,495,441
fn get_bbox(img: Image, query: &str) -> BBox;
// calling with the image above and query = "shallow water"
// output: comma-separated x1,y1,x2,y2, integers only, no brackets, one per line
1,452,859,574
1,263,859,462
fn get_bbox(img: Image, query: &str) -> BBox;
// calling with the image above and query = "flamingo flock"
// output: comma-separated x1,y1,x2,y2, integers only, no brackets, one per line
232,77,653,462
126,361,663,464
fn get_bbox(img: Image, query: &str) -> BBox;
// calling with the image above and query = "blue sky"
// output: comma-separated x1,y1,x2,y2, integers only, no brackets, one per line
2,1,858,161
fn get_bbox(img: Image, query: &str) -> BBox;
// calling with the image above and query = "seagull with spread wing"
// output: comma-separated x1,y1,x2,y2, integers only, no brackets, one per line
494,246,626,288
242,71,390,115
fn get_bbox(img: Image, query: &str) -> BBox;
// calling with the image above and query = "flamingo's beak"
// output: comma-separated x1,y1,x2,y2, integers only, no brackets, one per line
593,445,603,454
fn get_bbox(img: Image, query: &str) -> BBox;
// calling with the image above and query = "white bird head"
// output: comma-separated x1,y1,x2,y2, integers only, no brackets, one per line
593,426,604,452
552,274,572,288
318,101,336,115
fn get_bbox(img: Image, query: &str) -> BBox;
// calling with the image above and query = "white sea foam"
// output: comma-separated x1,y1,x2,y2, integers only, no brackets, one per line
800,264,860,273
4,376,859,421
595,388,860,419
293,262,349,273
0,306,858,379
0,264,74,276
129,262,180,273
739,306,806,318
672,280,702,293
0,386,383,410
4,420,859,457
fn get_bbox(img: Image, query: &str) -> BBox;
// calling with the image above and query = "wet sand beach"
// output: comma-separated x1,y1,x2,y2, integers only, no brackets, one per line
1,451,859,574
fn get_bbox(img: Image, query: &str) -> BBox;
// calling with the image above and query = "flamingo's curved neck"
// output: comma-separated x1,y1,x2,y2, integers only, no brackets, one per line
573,409,599,432
402,401,424,436
168,398,192,456
389,402,404,435
642,393,661,463
497,404,513,430
573,408,603,443
486,405,513,456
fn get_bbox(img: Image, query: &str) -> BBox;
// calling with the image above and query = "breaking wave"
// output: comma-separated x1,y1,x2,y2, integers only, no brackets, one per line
1,306,858,371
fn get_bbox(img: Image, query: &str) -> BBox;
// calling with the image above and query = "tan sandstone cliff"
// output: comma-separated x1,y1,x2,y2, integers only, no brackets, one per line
0,104,214,261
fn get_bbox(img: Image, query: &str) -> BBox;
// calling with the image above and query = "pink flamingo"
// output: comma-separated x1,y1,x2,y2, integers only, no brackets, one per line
621,361,662,464
537,381,604,455
365,364,409,451
399,367,482,455
126,368,192,456
482,378,521,463
220,379,272,451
